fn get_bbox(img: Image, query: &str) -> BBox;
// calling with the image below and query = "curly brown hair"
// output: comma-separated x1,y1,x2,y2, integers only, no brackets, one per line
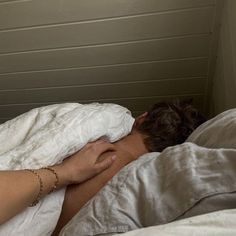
137,99,206,152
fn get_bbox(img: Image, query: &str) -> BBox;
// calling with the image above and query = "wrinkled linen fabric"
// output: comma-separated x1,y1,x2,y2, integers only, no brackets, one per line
113,209,236,236
1,189,65,236
59,143,236,236
0,103,134,236
0,103,134,170
186,108,236,149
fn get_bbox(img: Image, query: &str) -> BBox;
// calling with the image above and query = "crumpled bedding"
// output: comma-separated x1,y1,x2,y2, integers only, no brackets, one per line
186,108,236,149
59,143,236,235
0,103,134,170
0,103,134,236
114,208,236,236
59,108,236,236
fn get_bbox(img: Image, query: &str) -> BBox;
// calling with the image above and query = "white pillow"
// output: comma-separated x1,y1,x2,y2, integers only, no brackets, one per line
186,108,236,149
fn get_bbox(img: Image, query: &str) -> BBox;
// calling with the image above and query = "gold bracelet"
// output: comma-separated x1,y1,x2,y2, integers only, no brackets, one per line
26,169,43,207
42,167,59,193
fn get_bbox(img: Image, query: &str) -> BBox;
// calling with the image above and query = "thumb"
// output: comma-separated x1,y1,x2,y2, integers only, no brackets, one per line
94,155,116,174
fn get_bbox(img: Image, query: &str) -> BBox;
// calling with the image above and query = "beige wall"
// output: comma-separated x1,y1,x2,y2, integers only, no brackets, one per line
0,0,217,123
209,0,236,115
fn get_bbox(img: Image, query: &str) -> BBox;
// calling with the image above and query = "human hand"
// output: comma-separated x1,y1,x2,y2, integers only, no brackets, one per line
58,140,116,184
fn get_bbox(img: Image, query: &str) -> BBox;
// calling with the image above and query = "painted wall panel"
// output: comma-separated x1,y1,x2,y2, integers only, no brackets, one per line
0,58,208,90
0,0,215,29
0,8,214,54
0,78,205,105
0,0,217,121
0,35,210,74
210,0,236,114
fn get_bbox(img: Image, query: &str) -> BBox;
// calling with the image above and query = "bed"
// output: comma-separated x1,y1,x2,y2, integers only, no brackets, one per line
0,104,236,236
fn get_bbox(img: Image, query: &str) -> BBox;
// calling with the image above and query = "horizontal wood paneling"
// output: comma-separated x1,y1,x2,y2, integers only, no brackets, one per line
210,0,236,114
0,0,215,30
0,94,204,119
0,0,21,2
0,78,205,105
105,95,205,114
0,58,208,90
0,0,217,123
0,35,210,74
0,8,214,54
0,118,9,124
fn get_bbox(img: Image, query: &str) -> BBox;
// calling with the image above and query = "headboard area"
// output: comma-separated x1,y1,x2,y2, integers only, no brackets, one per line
0,0,222,123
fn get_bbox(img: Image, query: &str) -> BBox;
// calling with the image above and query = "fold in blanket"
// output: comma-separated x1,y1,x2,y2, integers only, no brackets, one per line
0,103,134,236
0,103,134,170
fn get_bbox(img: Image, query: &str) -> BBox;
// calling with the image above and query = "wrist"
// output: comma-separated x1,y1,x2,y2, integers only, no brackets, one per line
51,164,72,187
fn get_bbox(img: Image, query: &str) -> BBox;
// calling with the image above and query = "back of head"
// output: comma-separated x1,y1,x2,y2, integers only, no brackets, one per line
137,99,206,152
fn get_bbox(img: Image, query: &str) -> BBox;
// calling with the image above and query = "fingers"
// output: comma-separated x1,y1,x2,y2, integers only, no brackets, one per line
94,155,117,174
65,140,116,183
87,140,115,160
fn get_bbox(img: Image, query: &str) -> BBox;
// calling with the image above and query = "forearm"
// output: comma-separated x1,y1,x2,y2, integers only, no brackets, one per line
53,155,133,235
0,165,68,225
66,161,124,212
0,140,116,225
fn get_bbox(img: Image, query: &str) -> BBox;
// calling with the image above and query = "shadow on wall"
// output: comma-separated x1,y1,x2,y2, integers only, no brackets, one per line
210,0,236,116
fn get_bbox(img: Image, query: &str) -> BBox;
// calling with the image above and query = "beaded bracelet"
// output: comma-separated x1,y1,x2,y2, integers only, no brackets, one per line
26,167,59,207
42,167,59,193
26,169,43,207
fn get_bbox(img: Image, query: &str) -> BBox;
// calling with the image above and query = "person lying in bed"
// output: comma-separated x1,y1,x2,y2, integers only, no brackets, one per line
0,100,205,234
52,100,206,235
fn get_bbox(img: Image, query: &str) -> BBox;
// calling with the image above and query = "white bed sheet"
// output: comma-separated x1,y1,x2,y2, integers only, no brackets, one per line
116,208,236,236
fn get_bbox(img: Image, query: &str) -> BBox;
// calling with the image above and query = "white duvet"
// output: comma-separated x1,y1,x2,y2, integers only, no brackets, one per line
0,103,134,236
